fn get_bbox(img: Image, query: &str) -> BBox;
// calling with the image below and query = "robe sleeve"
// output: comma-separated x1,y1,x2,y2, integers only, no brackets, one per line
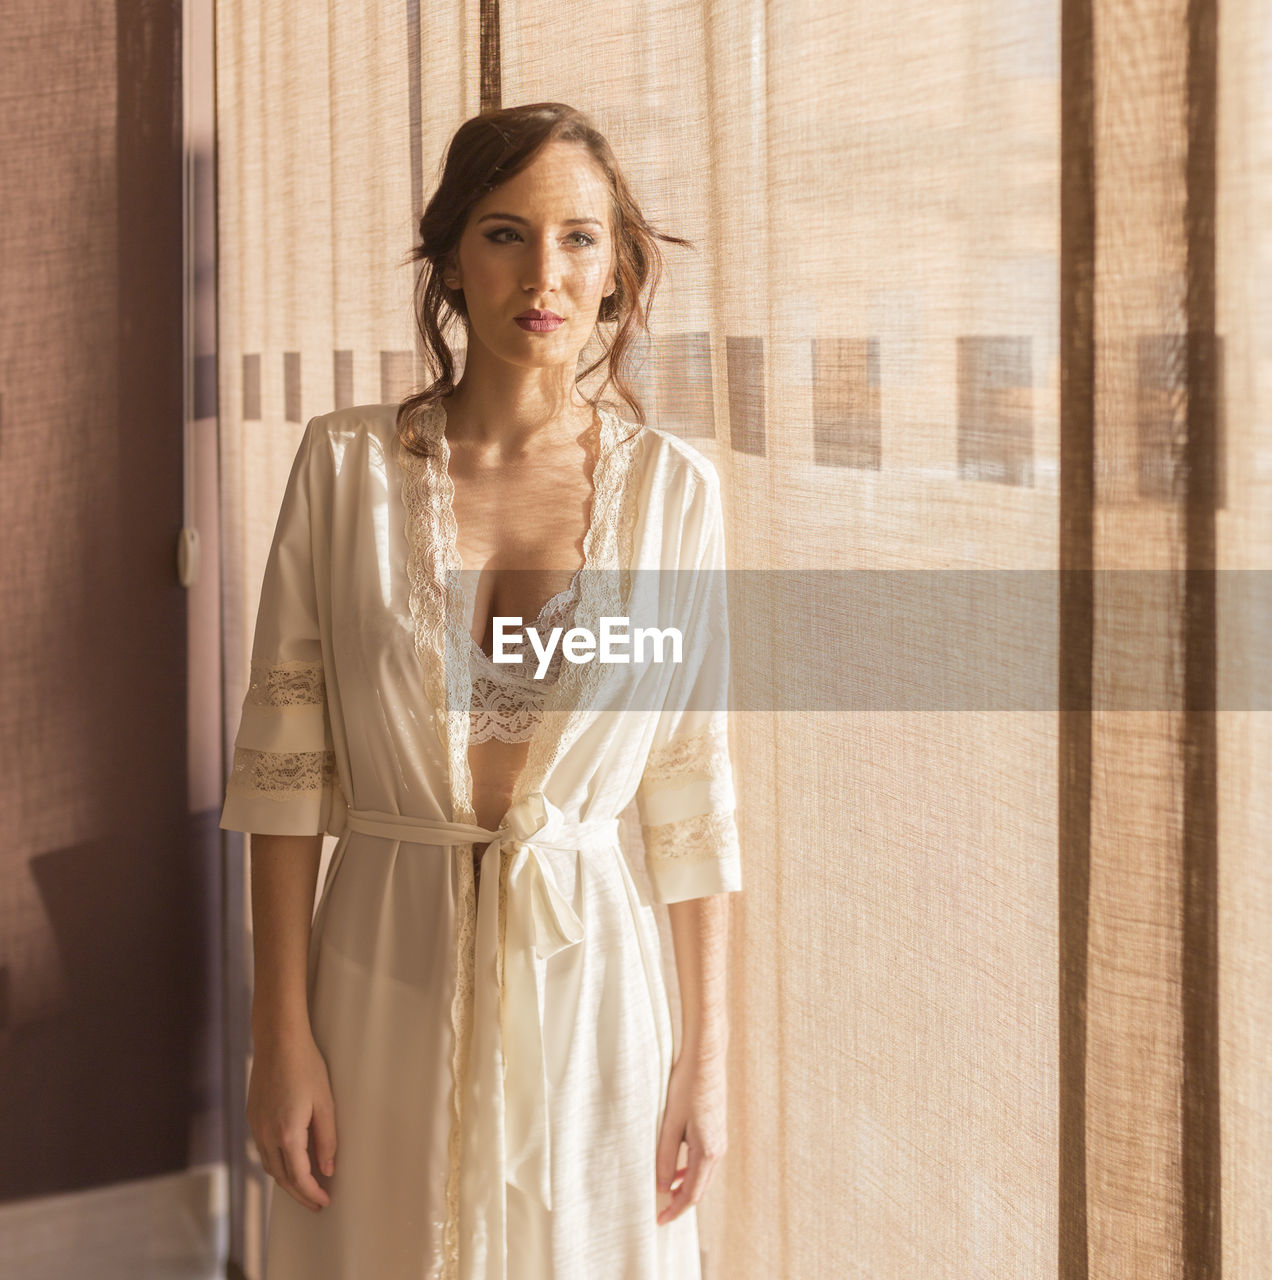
635,457,742,903
219,417,342,837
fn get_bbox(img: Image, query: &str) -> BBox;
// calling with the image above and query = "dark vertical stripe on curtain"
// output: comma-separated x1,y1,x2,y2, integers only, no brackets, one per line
1183,0,1222,1271
407,0,423,223
1058,0,1094,1273
1062,0,1224,1272
480,0,501,111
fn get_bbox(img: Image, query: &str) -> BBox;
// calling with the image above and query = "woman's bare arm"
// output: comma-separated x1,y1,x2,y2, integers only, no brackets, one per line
246,833,338,1213
249,833,323,1044
655,892,731,1224
667,893,731,1067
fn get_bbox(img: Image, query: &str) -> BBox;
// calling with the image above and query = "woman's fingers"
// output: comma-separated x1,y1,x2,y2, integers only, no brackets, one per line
311,1088,338,1179
657,1141,713,1225
253,1125,328,1213
279,1127,330,1211
249,1120,277,1183
246,1030,337,1212
655,1125,685,1194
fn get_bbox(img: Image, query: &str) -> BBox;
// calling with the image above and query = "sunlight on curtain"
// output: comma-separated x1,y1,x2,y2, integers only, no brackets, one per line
505,0,1059,1273
501,0,1271,1275
1215,1,1271,1275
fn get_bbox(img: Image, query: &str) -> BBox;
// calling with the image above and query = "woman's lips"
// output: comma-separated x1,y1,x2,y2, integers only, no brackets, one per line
515,314,564,332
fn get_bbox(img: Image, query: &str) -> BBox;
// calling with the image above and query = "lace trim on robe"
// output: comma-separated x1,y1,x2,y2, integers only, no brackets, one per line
639,717,731,787
642,807,741,864
227,658,338,803
397,403,470,1280
228,746,337,796
245,656,326,708
396,399,640,1280
638,720,739,865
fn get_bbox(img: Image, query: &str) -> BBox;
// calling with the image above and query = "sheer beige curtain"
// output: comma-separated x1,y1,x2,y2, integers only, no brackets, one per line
502,5,1063,1274
216,1,1270,1276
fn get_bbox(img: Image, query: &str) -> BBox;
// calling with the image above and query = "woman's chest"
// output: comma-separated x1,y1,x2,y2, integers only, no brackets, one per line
321,410,666,731
447,449,597,641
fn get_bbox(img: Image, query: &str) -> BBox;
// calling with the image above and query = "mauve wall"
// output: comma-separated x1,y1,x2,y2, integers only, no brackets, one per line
0,0,223,1200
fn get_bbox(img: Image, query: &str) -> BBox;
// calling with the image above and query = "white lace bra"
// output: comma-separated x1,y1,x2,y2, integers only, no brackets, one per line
467,572,582,745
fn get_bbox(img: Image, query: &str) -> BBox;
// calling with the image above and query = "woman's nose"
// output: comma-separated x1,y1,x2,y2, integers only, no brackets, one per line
521,238,565,292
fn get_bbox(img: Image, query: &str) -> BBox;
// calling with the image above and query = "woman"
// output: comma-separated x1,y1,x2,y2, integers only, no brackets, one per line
220,102,742,1280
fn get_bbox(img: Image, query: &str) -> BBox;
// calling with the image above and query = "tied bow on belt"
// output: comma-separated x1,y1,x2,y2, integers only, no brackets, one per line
343,792,620,1251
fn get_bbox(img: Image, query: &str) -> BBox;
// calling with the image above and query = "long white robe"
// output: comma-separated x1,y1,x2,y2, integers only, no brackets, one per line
219,400,743,1280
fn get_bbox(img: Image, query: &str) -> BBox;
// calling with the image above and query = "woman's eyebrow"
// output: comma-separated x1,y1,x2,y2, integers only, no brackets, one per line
476,212,603,228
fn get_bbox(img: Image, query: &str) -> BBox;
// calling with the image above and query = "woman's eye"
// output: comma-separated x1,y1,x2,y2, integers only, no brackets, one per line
485,228,596,247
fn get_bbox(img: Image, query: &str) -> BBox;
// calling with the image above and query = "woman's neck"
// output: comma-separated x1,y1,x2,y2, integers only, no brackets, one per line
442,374,594,452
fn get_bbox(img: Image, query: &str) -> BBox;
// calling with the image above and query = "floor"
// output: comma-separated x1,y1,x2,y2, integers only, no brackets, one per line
0,1165,226,1279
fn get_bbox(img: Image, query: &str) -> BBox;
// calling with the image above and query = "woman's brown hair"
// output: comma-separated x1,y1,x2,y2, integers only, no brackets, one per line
395,102,692,456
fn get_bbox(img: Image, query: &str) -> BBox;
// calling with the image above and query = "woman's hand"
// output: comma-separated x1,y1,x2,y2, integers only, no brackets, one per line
247,1026,338,1213
655,1049,728,1225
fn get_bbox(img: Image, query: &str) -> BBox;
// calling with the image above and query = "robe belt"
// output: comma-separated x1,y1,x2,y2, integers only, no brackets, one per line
342,794,621,1217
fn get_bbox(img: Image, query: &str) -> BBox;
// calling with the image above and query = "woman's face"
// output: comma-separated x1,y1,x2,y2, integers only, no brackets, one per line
448,139,617,375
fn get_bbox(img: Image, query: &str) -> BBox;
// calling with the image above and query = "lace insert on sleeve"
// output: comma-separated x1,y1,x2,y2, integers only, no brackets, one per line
639,719,739,863
229,746,336,796
228,658,337,802
642,808,741,864
246,657,326,707
640,718,731,787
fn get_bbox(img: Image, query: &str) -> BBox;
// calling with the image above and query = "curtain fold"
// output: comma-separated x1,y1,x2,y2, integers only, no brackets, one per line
214,1,1270,1274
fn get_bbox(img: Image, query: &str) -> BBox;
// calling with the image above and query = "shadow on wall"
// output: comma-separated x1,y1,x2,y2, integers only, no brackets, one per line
0,811,224,1201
